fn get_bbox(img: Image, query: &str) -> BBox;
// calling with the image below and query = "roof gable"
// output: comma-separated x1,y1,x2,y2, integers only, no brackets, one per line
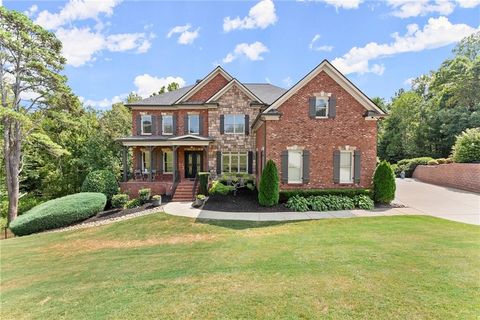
263,60,386,115
206,79,262,103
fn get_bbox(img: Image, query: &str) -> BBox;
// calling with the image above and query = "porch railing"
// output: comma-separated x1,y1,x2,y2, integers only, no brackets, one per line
171,170,181,196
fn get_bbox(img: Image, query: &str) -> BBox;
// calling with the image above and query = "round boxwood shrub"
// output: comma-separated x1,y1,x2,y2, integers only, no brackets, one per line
427,159,439,165
9,193,106,236
452,128,480,163
373,161,396,204
111,194,129,208
81,170,118,202
258,159,279,207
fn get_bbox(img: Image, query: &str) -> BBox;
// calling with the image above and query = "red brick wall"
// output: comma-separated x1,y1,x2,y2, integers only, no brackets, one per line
413,163,480,193
132,109,209,136
187,73,229,102
265,70,377,190
120,181,173,197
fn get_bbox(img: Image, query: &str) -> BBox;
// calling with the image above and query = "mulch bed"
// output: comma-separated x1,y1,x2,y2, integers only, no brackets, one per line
203,189,291,212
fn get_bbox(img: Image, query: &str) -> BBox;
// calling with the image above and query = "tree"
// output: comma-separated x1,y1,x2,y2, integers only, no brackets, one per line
126,92,142,103
1,8,69,223
452,128,480,163
373,161,396,204
258,160,279,207
167,82,180,92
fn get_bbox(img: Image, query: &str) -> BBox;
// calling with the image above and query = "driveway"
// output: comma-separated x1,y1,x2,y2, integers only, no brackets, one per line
395,178,480,225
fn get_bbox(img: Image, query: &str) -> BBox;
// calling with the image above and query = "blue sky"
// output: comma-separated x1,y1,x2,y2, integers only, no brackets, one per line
4,0,480,108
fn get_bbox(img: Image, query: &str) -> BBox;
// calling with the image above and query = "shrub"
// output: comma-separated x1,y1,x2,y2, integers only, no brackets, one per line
427,159,439,165
125,198,141,209
445,157,453,164
111,194,129,208
279,188,371,202
208,180,234,195
436,158,447,164
138,188,151,204
1,195,46,219
246,182,255,191
395,157,433,177
309,196,328,211
373,161,396,204
81,170,118,202
353,195,375,210
258,160,280,207
196,194,206,200
152,195,162,201
286,195,310,212
9,193,106,236
452,128,480,163
317,195,355,211
198,172,210,195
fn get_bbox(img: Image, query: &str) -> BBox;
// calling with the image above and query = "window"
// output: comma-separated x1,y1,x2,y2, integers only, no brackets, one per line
222,152,248,173
188,115,200,134
142,151,151,172
315,97,328,118
340,151,353,183
288,150,303,183
141,115,152,135
224,114,245,134
162,115,173,135
163,151,173,173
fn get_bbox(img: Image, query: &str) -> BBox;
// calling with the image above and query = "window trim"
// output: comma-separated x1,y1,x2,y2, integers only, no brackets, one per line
315,97,329,119
141,115,152,135
162,114,173,135
221,152,248,174
224,114,245,135
188,114,200,135
163,150,173,174
339,150,354,184
287,150,303,184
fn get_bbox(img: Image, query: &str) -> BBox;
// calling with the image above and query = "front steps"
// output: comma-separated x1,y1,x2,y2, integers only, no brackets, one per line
172,180,197,201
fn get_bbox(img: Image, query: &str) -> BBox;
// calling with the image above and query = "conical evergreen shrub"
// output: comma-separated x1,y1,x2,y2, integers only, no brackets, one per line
258,160,279,207
373,160,396,204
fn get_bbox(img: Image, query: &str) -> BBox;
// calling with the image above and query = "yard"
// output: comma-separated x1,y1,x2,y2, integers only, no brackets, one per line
1,213,479,319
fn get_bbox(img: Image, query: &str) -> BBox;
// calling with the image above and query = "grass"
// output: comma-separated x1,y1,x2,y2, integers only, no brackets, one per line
1,213,479,319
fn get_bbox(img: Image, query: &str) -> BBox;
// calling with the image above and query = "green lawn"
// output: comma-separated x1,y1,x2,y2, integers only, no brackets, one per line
1,213,479,319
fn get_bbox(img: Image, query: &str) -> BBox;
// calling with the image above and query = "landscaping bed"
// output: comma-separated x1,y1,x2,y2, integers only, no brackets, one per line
204,189,291,212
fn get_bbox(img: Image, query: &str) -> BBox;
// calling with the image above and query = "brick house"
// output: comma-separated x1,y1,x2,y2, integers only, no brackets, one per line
118,60,386,200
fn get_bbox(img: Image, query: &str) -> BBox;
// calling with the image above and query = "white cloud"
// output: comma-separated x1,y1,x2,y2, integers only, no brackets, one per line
332,17,478,75
35,0,121,30
24,5,38,17
223,0,277,32
456,0,480,7
299,0,363,9
404,77,415,86
80,94,128,109
222,42,269,63
133,74,186,98
387,0,455,18
167,24,200,45
283,76,293,87
309,34,334,52
56,27,154,67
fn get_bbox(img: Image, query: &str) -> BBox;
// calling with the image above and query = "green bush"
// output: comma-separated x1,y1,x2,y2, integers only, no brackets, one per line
286,195,310,212
198,172,210,195
111,194,129,208
373,161,396,204
309,196,328,211
452,128,480,163
316,195,355,211
81,170,118,202
395,157,434,177
436,158,447,164
219,173,255,185
9,193,106,236
445,157,453,164
1,195,45,219
125,198,141,209
353,195,375,210
427,159,439,165
279,188,371,202
138,188,151,204
258,160,280,207
208,180,234,195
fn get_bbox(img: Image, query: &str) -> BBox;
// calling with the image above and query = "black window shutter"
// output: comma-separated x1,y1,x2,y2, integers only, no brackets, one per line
281,150,288,183
151,115,157,135
172,115,177,135
328,95,337,118
248,151,253,174
159,150,163,173
184,115,189,134
136,115,141,135
220,115,224,134
309,97,316,118
158,115,162,135
255,151,259,175
244,115,250,135
216,151,222,174
354,150,361,183
302,150,310,183
333,150,340,183
136,149,142,170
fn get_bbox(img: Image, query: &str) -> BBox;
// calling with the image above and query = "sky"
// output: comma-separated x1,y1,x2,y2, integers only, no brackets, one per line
4,0,480,109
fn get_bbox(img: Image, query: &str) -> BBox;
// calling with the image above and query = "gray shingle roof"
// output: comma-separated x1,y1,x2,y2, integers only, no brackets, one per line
127,82,286,106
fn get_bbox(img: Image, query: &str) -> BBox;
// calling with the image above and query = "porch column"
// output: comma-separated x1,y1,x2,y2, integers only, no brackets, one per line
172,145,178,183
203,146,208,172
122,146,128,182
149,146,154,182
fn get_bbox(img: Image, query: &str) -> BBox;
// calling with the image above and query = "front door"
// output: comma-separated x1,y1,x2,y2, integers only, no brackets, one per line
185,151,203,179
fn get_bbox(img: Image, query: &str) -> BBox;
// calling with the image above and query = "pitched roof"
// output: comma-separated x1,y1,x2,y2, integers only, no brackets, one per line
245,84,287,105
127,85,194,106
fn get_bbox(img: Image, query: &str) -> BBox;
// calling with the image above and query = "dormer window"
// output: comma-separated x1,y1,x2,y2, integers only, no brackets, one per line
315,97,328,118
141,115,152,135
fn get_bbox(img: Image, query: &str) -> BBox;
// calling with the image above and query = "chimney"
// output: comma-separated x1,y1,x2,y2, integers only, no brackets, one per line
196,79,202,84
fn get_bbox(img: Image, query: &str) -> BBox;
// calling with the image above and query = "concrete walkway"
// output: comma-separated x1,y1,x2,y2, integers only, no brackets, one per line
163,202,421,222
395,178,480,225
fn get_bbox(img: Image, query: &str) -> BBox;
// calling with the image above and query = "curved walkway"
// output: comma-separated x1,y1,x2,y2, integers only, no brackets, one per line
163,202,420,222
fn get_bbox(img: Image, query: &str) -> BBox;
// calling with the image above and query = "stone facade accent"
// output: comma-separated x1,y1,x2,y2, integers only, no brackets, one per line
187,73,229,102
262,70,377,190
207,84,261,176
413,163,480,193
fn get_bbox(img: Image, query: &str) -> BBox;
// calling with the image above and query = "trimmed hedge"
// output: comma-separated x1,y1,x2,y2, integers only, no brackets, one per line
9,193,106,236
81,170,118,202
138,188,151,204
111,194,129,208
279,188,371,202
373,161,396,204
198,172,210,195
394,157,433,177
286,194,373,212
258,160,279,207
